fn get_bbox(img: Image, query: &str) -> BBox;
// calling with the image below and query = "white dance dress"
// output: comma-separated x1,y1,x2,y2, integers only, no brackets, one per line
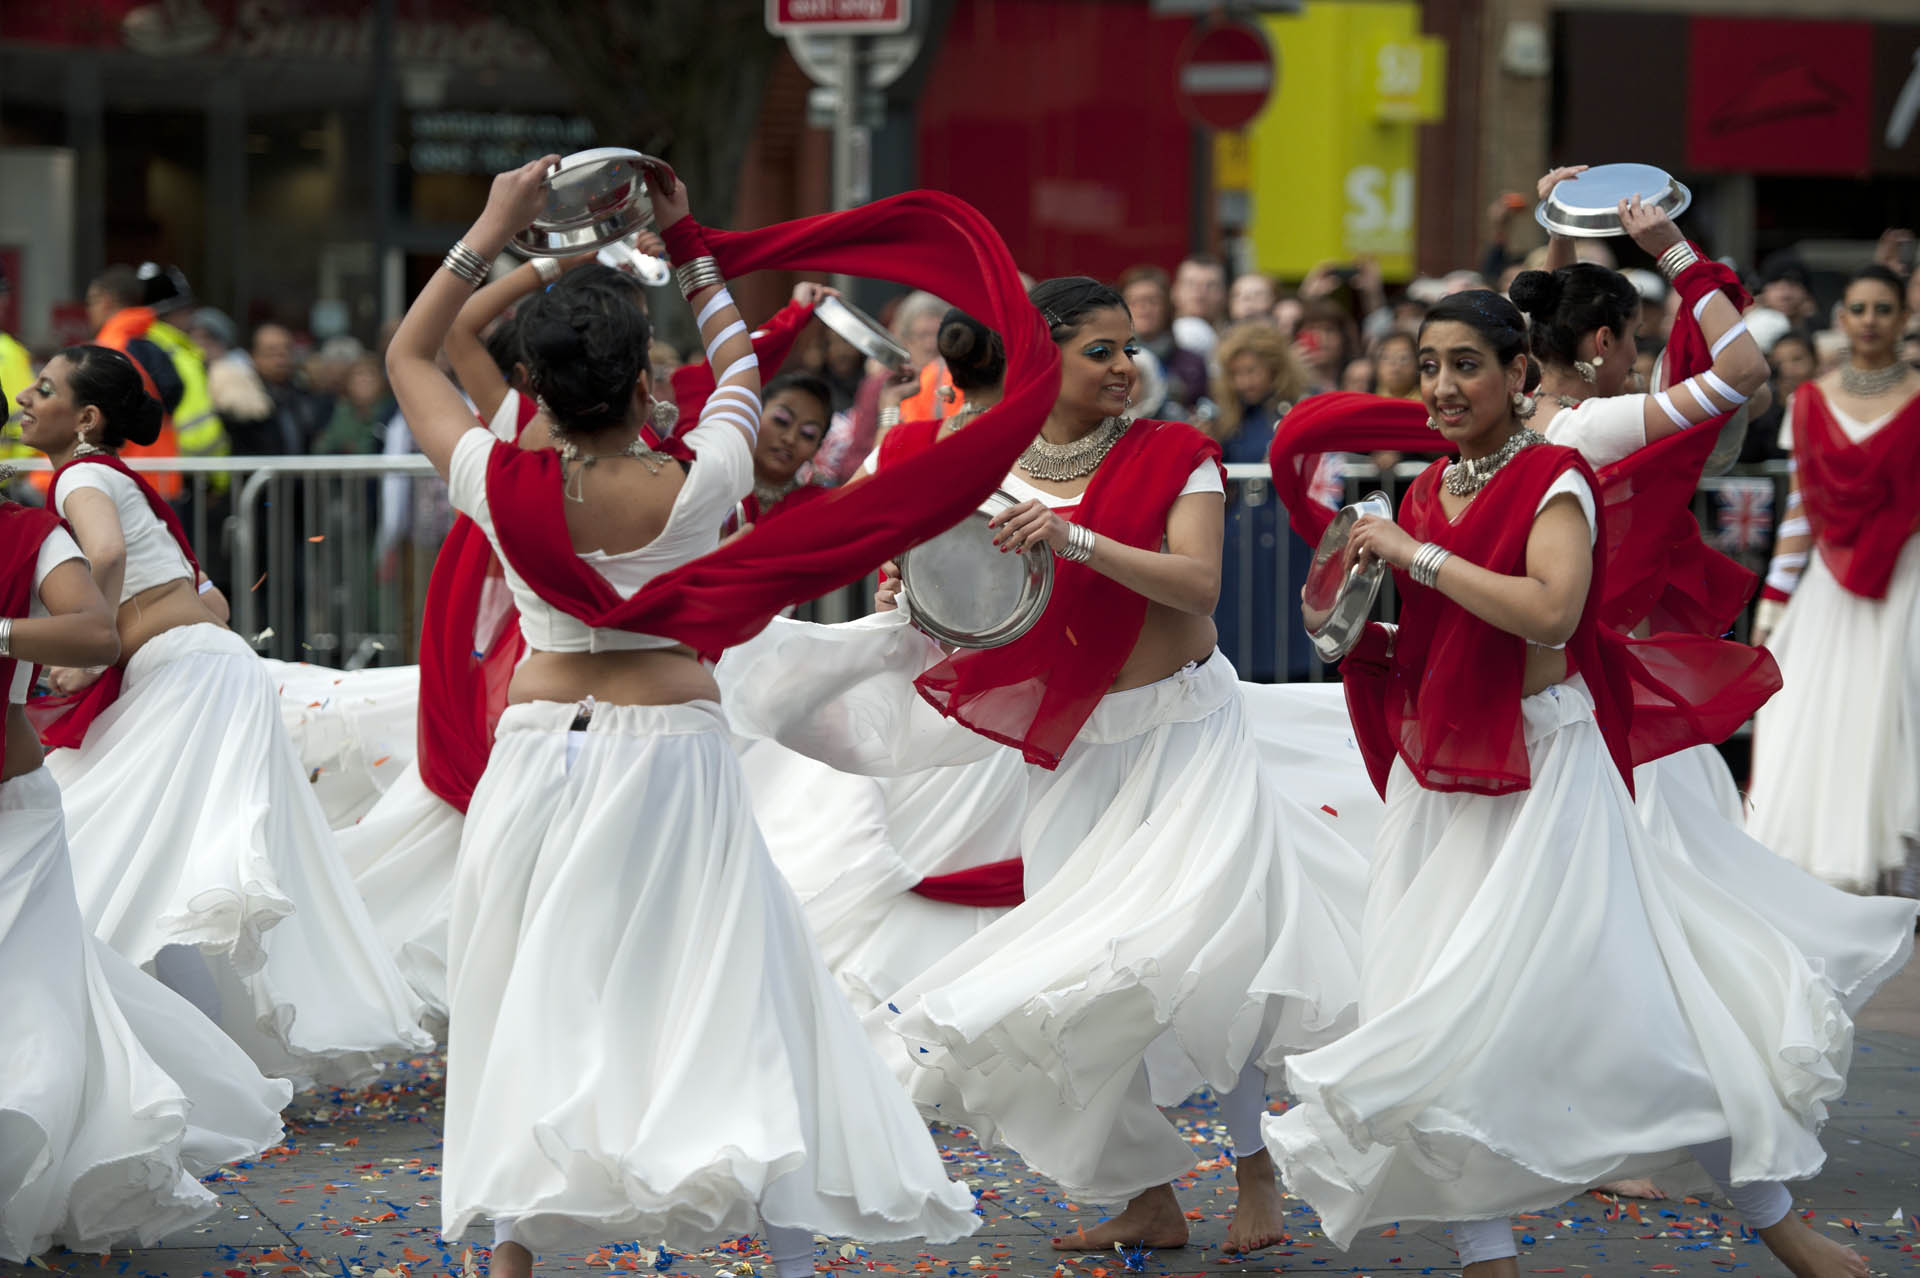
264,659,420,829
437,396,978,1252
1748,394,1920,891
48,464,431,1086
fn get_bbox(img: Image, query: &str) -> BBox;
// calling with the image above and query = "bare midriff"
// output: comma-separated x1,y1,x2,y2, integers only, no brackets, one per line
1111,605,1218,691
118,577,225,662
508,646,720,710
3,705,42,782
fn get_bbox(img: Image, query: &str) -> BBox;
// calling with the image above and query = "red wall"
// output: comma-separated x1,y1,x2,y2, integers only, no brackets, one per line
914,0,1195,284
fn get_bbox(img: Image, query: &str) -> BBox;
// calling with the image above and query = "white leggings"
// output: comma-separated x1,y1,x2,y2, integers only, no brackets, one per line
1216,1061,1270,1159
1448,1138,1794,1265
493,1216,816,1277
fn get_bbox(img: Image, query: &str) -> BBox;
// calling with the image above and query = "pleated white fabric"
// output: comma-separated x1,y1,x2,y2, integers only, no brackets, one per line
0,767,290,1262
335,759,463,1030
265,660,421,829
1638,746,1915,1015
46,623,433,1087
1265,678,1854,1249
737,737,1025,1017
440,699,981,1255
1747,536,1920,891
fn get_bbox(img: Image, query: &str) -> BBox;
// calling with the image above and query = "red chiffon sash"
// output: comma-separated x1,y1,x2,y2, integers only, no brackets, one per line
1790,384,1920,600
29,455,202,752
480,192,1057,657
1,503,64,778
910,857,1024,908
914,420,1224,768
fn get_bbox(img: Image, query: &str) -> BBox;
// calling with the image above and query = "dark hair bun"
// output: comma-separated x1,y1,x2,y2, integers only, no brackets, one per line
1506,270,1560,320
519,268,652,432
936,308,1006,392
56,344,166,448
1029,276,1128,342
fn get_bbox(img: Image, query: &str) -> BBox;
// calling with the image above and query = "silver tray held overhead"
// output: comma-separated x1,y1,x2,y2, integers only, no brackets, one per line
814,294,914,376
898,489,1054,650
1536,163,1692,239
1302,490,1393,662
511,147,659,258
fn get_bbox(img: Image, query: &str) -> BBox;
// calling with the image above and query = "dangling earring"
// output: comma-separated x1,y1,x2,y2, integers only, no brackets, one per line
648,397,679,434
1574,356,1602,384
1425,415,1442,431
1511,390,1537,420
71,431,104,459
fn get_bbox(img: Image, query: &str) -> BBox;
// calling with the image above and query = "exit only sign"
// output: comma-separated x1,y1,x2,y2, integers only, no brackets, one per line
766,0,909,35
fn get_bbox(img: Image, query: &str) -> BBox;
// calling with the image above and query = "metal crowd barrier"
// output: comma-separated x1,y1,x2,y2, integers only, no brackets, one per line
6,454,1793,679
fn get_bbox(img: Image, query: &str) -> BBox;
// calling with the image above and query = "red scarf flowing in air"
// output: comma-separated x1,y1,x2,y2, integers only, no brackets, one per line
479,191,1057,653
1269,394,1778,796
1789,383,1920,601
913,420,1224,769
28,454,204,751
1,502,66,779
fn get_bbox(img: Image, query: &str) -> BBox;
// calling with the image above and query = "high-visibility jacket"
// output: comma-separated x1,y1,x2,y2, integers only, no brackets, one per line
0,330,35,473
145,319,230,493
95,306,184,499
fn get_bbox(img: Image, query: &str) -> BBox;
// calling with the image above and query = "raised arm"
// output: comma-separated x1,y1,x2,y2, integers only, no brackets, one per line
386,156,558,480
659,190,760,450
1349,494,1594,648
1539,167,1586,272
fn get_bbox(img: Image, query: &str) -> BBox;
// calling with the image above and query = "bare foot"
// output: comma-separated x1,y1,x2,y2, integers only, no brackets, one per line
1595,1178,1667,1200
1224,1149,1288,1254
488,1241,533,1278
1753,1214,1870,1278
1050,1183,1189,1251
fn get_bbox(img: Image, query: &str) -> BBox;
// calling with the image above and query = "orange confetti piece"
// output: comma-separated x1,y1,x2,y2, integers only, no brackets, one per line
251,573,268,592
1184,1210,1204,1220
1379,1226,1398,1237
307,534,325,543
1064,627,1078,646
1625,1202,1644,1224
371,754,391,767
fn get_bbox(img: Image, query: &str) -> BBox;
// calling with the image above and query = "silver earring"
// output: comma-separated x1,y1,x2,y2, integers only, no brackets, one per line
1512,391,1537,420
71,432,104,458
1574,357,1602,383
1425,416,1442,431
649,397,679,433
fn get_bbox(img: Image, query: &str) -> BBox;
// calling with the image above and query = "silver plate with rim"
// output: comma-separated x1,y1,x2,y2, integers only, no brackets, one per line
1535,163,1692,239
815,294,913,375
511,147,658,258
898,489,1054,650
1303,490,1393,662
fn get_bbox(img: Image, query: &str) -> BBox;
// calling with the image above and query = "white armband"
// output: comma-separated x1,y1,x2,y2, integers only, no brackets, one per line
1696,370,1747,408
704,320,747,364
1709,319,1748,357
198,578,216,595
696,289,735,329
1692,292,1716,322
1652,389,1692,429
714,354,760,387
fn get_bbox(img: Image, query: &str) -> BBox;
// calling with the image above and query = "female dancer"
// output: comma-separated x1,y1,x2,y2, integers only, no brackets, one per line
1512,233,1913,1010
1,477,289,1260
385,157,976,1276
19,346,431,1085
1262,289,1869,1278
740,372,832,524
725,279,1366,1256
1749,264,1920,894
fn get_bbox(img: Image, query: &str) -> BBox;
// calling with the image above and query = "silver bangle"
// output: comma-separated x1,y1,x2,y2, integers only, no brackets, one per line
675,255,724,297
531,257,562,284
443,240,491,288
0,616,12,656
1055,521,1095,564
1657,242,1700,282
877,405,901,429
1409,541,1452,588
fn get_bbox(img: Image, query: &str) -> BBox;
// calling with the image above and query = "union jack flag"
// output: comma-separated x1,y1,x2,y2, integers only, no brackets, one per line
1713,479,1774,553
1308,453,1345,510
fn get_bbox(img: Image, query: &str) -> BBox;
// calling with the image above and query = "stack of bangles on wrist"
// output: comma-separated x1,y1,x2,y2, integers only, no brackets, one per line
443,240,491,288
1055,523,1095,564
660,218,724,300
1656,241,1700,282
877,405,901,429
0,616,12,656
1410,541,1452,588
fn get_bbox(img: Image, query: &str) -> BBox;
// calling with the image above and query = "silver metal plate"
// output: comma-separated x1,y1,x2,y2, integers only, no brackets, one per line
510,147,659,258
1535,163,1693,239
815,294,913,375
899,489,1055,649
1302,490,1393,662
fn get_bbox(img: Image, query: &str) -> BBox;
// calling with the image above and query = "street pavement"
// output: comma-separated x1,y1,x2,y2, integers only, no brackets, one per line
7,956,1917,1278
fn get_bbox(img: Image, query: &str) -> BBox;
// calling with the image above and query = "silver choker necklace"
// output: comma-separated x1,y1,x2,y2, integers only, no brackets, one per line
753,477,799,509
1444,427,1545,496
1018,416,1131,482
1839,361,1908,398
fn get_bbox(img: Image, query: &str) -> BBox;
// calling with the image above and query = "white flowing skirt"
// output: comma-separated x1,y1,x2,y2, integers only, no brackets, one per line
0,768,290,1262
1265,679,1852,1248
440,699,980,1254
265,660,420,829
335,759,463,1031
47,624,433,1087
738,738,1025,1017
878,655,1366,1202
1748,536,1920,891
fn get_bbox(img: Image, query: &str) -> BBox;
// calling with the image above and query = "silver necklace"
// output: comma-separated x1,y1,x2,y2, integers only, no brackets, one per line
1018,416,1131,482
1444,427,1545,496
1839,361,1908,397
753,477,798,509
555,434,668,503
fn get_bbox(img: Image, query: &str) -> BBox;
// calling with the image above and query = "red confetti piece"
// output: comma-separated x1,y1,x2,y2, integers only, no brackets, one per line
1321,804,1338,816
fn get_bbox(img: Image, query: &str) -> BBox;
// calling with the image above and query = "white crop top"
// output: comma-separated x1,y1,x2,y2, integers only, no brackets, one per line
1544,395,1649,471
447,417,754,653
11,529,86,705
996,459,1223,516
55,466,193,601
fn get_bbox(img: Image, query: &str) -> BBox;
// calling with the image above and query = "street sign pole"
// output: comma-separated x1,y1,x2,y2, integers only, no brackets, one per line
830,35,869,297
